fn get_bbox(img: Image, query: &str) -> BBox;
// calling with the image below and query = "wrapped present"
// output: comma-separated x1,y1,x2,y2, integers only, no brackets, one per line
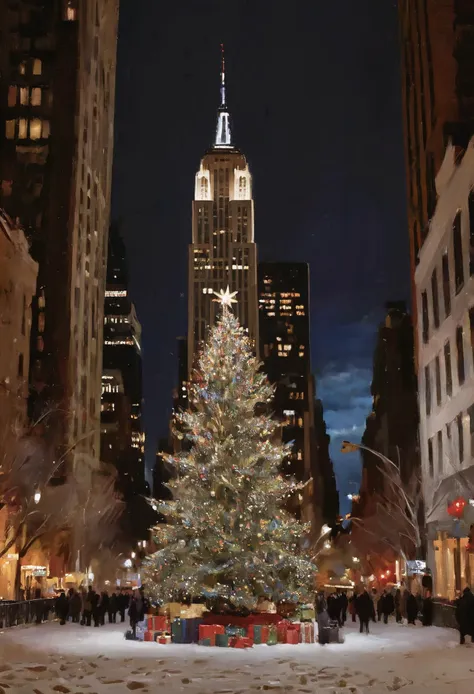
267,625,278,646
286,629,299,645
300,622,314,644
172,617,203,644
215,633,229,647
277,620,289,643
199,638,212,646
198,624,225,647
158,635,171,644
148,615,170,632
161,602,184,619
231,637,253,649
144,631,154,642
225,625,246,637
260,625,269,644
249,625,259,643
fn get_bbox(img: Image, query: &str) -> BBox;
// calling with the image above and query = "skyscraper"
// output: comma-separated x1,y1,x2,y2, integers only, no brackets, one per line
398,1,474,316
258,263,312,484
101,226,145,494
0,1,119,472
188,47,258,373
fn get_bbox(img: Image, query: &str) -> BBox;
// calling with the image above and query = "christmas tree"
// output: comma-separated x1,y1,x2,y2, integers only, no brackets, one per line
144,288,316,609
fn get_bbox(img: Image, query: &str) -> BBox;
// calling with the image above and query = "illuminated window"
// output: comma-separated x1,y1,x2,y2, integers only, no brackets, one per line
20,87,28,105
5,120,15,139
30,118,42,140
32,59,42,75
42,120,50,138
18,118,27,139
8,85,17,107
19,61,26,76
31,88,42,106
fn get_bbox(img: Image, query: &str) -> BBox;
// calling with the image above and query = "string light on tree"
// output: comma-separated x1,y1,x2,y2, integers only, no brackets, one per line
143,292,315,610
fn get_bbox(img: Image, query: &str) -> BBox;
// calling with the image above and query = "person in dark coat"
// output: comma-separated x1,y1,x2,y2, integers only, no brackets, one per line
69,590,82,623
82,587,94,626
422,591,433,627
129,589,145,639
394,588,402,623
55,591,69,626
100,592,109,626
356,589,372,634
117,590,128,623
381,590,395,624
349,591,358,622
315,592,330,645
406,591,418,625
91,590,101,627
340,592,348,625
455,587,474,644
108,592,118,623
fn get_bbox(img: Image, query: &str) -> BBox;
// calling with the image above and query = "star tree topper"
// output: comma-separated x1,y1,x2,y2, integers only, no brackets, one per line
213,286,238,310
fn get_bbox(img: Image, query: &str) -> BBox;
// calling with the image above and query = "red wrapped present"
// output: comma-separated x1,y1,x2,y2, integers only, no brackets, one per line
260,625,269,644
158,636,171,644
231,637,253,649
277,620,289,643
299,622,314,644
198,624,225,647
144,631,154,642
148,616,170,632
286,629,299,645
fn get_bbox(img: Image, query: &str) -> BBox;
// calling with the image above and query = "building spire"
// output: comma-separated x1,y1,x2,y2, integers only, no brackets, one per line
214,43,232,148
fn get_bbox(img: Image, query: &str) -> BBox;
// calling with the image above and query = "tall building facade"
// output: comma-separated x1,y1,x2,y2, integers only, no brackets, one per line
101,226,145,494
398,0,474,316
188,50,258,373
352,302,421,578
417,140,474,599
258,263,312,484
0,1,119,474
257,262,338,528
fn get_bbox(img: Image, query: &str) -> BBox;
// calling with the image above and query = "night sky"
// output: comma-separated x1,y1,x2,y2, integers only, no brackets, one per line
111,0,410,513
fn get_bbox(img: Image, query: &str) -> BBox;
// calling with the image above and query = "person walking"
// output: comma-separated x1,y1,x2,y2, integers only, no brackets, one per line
69,589,82,623
356,589,372,634
129,589,145,639
92,590,101,627
55,591,69,626
394,588,402,623
340,592,348,625
117,590,127,623
381,589,395,624
99,591,109,626
108,592,118,623
406,591,418,625
82,587,94,626
349,590,358,623
455,587,474,644
315,591,330,645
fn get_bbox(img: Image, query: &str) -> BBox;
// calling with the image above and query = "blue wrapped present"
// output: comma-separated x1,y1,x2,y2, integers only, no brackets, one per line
172,617,204,644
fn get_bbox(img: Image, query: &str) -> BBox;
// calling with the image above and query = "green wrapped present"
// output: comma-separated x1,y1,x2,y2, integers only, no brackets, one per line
199,638,211,646
215,633,229,647
267,625,278,646
171,618,183,643
253,625,262,645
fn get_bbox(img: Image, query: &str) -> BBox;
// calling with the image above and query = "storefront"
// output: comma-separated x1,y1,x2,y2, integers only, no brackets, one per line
426,472,474,600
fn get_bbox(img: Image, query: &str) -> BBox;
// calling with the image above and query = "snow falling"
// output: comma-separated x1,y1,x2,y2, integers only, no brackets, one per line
1,620,473,693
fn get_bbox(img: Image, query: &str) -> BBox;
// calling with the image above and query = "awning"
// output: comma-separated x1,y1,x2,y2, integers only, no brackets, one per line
426,465,474,525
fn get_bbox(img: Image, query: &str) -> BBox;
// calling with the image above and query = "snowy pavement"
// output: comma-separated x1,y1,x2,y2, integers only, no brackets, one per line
0,619,473,693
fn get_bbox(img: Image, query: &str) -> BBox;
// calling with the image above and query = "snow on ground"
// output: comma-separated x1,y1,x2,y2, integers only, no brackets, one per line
0,619,473,693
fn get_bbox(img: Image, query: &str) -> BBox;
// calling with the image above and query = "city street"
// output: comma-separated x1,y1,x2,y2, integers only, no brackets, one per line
0,620,473,693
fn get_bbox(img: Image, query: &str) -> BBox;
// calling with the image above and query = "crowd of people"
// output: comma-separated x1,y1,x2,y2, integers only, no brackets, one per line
316,585,434,639
54,587,148,634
